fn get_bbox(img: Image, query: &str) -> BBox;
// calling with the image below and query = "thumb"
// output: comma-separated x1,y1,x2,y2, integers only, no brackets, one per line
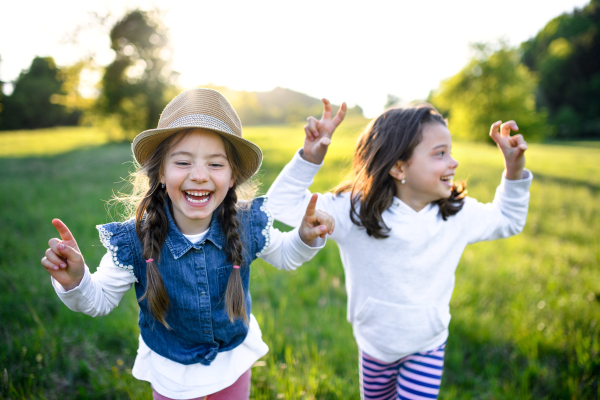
318,137,331,149
303,225,327,242
57,242,82,263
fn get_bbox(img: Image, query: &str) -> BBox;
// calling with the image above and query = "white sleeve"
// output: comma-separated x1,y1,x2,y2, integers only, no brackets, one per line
266,149,352,242
463,169,533,244
258,225,326,271
52,251,136,317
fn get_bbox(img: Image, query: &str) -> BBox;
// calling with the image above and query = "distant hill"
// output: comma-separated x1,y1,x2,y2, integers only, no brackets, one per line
200,85,363,125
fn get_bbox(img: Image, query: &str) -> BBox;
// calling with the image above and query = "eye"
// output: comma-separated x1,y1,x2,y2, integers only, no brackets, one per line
436,151,445,157
175,161,190,166
209,163,224,168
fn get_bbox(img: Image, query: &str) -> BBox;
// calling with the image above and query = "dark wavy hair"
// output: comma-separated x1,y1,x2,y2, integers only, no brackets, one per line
114,129,254,328
333,103,467,239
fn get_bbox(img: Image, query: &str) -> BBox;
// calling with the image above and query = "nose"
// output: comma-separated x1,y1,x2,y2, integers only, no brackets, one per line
190,164,209,182
450,156,459,169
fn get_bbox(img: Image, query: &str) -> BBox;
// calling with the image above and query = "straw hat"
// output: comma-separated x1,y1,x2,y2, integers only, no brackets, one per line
132,88,262,180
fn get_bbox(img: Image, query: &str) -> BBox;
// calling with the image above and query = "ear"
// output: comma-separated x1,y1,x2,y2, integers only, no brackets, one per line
229,176,236,189
389,160,405,181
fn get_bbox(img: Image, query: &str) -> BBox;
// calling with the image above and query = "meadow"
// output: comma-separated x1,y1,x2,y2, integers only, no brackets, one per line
0,121,599,399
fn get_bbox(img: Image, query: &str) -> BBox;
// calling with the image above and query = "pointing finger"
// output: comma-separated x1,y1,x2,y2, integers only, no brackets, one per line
332,102,347,128
305,193,318,217
322,98,332,120
52,219,75,243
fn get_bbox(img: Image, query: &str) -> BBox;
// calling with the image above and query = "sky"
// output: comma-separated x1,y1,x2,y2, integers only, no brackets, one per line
0,0,590,117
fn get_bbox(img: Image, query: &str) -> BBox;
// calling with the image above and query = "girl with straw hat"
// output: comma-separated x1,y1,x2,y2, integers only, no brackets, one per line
41,88,336,399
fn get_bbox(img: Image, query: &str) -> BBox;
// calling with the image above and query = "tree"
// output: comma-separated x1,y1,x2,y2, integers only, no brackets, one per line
429,42,551,142
0,57,81,130
98,9,177,137
385,94,401,109
521,0,600,138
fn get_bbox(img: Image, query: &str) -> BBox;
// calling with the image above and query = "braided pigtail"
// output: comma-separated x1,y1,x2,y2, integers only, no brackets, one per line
219,187,248,323
133,134,180,330
136,181,170,329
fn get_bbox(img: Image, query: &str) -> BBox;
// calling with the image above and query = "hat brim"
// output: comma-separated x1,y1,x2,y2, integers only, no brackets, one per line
132,125,263,181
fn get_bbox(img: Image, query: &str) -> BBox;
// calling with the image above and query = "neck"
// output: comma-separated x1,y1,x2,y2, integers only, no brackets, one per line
394,183,431,212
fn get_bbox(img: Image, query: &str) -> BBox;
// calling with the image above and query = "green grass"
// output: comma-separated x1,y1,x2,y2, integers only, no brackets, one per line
0,123,599,399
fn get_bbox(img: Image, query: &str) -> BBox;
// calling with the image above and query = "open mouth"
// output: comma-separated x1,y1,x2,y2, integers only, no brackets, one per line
440,175,454,186
184,190,212,204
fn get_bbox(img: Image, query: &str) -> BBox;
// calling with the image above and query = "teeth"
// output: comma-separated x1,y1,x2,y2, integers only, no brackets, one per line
440,176,453,182
185,193,210,204
184,191,210,204
185,191,210,196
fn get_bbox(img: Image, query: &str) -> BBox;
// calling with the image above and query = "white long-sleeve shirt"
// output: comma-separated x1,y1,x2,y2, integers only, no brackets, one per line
53,216,324,399
267,150,532,363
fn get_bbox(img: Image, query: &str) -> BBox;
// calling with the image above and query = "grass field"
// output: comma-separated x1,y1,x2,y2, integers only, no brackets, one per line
0,122,599,399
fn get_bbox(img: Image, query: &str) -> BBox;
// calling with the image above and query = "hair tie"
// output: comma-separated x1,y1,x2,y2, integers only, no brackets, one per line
146,258,154,263
233,265,240,269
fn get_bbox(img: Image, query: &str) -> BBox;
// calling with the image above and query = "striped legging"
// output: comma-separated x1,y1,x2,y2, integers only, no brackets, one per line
359,342,446,400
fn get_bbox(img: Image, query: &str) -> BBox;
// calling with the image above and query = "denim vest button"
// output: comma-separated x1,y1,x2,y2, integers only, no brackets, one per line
204,330,210,334
201,292,206,296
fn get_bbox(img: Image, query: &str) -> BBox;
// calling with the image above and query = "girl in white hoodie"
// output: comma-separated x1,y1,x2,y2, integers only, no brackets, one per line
266,101,532,400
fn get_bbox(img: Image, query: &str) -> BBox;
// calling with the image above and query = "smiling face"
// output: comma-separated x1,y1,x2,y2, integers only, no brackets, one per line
391,122,459,211
161,129,235,234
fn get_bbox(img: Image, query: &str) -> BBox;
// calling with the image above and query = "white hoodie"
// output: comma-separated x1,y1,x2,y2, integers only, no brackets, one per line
267,150,532,362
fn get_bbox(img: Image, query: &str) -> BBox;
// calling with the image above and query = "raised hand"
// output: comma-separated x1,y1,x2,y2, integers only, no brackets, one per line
299,194,335,244
41,219,86,290
302,98,347,165
489,120,528,180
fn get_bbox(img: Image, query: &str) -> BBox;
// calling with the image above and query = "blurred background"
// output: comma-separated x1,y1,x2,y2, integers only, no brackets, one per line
1,0,599,140
1,1,599,399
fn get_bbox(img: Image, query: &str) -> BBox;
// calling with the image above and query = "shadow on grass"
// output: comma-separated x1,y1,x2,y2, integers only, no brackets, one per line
443,321,599,400
532,171,600,194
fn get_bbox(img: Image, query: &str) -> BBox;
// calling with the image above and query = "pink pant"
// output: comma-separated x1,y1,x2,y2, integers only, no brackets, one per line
152,369,251,400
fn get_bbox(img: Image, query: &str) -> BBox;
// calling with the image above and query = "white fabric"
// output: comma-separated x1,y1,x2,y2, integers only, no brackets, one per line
53,216,325,398
266,150,532,363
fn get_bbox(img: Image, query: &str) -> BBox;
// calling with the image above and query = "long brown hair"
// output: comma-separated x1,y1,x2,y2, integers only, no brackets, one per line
114,129,254,328
333,103,467,239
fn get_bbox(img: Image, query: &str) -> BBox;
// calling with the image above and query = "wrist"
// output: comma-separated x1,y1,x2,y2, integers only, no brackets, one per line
505,168,524,180
299,149,323,165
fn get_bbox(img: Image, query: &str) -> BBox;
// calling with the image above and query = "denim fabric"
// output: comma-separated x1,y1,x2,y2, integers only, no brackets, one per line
96,196,271,365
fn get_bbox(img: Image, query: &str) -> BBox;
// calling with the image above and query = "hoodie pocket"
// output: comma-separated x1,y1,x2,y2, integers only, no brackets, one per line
354,297,449,356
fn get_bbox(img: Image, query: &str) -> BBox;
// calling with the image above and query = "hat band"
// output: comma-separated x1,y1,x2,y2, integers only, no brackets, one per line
165,114,235,135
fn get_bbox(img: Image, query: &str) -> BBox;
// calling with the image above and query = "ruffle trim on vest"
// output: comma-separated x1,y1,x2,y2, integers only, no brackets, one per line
255,201,274,257
97,225,137,280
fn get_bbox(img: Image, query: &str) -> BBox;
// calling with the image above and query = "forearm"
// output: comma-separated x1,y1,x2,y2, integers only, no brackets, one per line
267,150,323,227
467,169,533,243
259,226,325,271
53,253,135,316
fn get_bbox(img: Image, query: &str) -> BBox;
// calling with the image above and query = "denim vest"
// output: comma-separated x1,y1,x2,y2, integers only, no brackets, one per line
96,196,273,365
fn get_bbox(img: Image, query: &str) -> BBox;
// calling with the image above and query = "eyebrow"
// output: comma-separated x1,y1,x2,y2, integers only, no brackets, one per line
431,144,448,150
169,151,228,159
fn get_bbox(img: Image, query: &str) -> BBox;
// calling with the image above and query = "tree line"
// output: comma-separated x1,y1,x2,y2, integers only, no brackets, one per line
429,0,599,141
1,2,598,140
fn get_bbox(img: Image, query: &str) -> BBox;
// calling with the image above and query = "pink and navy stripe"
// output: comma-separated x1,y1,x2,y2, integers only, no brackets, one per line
359,342,445,400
